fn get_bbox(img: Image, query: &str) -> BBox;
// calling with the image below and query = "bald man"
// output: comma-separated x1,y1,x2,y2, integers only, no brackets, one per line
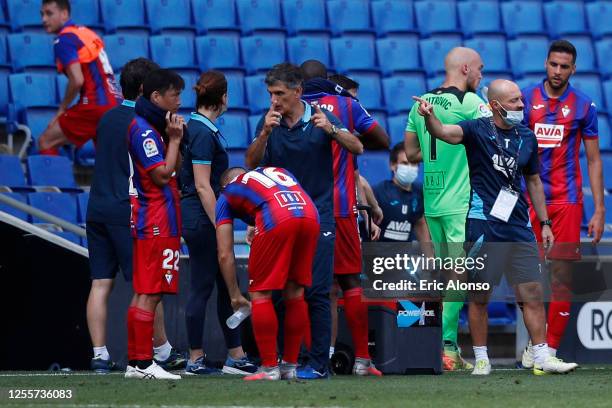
404,47,491,371
412,79,577,376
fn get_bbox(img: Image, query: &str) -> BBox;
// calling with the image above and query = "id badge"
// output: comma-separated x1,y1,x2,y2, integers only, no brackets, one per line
490,187,519,222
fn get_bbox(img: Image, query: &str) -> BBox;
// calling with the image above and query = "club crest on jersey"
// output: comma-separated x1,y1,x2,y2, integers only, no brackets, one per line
143,138,159,157
562,105,571,118
534,123,564,148
165,271,173,284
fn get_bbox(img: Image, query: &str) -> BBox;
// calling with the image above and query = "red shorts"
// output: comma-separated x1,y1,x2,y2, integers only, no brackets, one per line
530,203,582,260
132,236,180,294
248,217,319,292
334,216,362,275
58,103,115,148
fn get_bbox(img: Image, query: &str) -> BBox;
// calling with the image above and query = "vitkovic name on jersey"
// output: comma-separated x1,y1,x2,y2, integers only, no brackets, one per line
425,96,452,110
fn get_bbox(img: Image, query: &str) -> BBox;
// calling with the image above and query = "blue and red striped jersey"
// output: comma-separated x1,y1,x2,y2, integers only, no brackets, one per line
55,20,121,107
522,81,598,204
302,92,377,218
127,116,181,239
216,167,319,233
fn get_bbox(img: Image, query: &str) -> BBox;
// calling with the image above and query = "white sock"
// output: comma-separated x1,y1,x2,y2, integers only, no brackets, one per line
533,343,549,366
93,346,109,360
473,346,489,362
329,346,335,359
549,347,557,358
153,341,172,361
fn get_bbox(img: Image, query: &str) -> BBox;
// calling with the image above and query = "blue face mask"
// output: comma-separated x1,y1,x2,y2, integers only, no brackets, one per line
394,164,419,186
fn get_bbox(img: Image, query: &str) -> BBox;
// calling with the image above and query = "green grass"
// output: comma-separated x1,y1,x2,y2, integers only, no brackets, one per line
1,367,612,407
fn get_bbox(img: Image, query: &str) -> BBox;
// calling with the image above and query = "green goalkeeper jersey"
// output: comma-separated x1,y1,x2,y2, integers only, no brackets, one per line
406,87,491,217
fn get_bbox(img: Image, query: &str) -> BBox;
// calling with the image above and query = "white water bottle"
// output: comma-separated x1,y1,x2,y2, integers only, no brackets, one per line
226,306,251,329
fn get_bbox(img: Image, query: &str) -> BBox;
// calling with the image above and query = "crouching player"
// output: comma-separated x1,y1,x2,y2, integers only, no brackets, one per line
215,166,320,381
124,69,185,380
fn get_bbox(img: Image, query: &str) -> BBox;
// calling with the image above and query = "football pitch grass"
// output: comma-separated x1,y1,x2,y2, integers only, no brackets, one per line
2,366,612,408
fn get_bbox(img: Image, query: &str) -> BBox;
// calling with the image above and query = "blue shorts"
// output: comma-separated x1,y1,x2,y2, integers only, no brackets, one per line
464,219,542,287
86,221,132,281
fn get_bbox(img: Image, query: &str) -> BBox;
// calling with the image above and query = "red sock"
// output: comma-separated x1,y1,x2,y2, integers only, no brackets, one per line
38,148,59,156
251,298,278,367
344,287,370,359
547,282,572,349
127,306,154,361
283,296,308,364
303,303,312,351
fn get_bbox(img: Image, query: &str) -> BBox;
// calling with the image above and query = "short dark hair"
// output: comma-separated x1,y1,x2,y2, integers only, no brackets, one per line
389,142,405,164
42,0,71,13
265,63,303,89
142,69,185,99
300,60,327,81
220,167,247,187
328,74,359,91
548,40,577,64
195,70,227,111
120,58,160,100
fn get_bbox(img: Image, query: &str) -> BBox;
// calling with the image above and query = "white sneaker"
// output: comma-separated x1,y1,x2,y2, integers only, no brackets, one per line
244,366,281,381
280,362,297,380
352,358,383,377
521,341,534,369
471,359,491,375
126,361,181,380
533,356,578,375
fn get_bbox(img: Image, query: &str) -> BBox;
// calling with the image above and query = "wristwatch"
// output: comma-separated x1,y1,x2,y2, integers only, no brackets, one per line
329,124,338,136
540,219,553,227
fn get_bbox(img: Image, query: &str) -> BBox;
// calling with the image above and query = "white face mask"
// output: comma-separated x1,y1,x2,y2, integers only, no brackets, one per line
394,164,419,186
495,101,524,126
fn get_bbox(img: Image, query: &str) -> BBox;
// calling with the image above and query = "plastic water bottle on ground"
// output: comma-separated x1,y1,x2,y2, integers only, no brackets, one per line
226,306,251,329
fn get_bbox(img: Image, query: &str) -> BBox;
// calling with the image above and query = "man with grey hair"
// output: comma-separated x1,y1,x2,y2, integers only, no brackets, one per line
412,79,578,376
246,63,363,379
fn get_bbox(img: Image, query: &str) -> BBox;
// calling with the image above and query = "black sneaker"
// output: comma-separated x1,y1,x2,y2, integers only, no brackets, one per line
154,348,187,370
91,357,117,374
222,355,259,375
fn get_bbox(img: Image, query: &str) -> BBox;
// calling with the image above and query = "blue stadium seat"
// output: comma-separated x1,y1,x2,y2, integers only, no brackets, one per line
463,35,508,74
330,36,376,73
282,0,328,36
0,192,29,221
571,74,605,112
0,35,8,68
53,231,82,245
100,0,147,33
177,71,197,111
286,36,330,67
149,35,196,70
23,108,56,149
376,36,421,76
507,36,549,78
228,149,248,168
55,75,79,109
192,0,239,34
586,1,612,40
236,0,284,34
500,1,545,39
27,192,78,224
603,153,612,190
414,0,459,37
0,154,27,189
7,33,55,72
348,73,383,111
0,68,8,117
225,71,247,110
9,73,57,110
564,36,596,73
419,35,462,77
244,74,270,114
248,115,261,138
387,115,408,147
216,111,249,148
457,1,501,38
6,0,41,31
0,6,9,34
103,34,150,72
77,192,89,224
596,39,612,79
195,35,241,72
240,35,286,74
75,140,95,167
371,111,387,135
326,0,372,36
544,1,587,38
144,0,194,34
70,0,102,29
371,0,416,37
382,74,426,115
604,81,612,119
27,155,77,190
357,151,391,187
598,114,611,152
426,74,445,92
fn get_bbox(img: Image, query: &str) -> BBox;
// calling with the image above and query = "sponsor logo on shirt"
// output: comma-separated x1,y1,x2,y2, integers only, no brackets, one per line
532,104,545,110
492,154,516,178
143,138,159,157
383,220,412,241
534,123,564,148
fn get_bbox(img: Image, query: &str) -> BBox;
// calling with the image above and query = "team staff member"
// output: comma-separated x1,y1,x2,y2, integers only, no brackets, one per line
179,71,256,376
413,79,577,376
86,58,183,373
521,40,605,366
245,63,363,379
405,47,490,370
124,69,184,380
39,0,121,154
301,60,388,377
216,167,320,381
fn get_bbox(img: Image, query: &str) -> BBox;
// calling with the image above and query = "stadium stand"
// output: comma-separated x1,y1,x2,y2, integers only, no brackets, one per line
370,0,416,37
0,192,29,220
144,0,194,35
357,151,390,187
507,36,549,78
7,33,55,72
500,1,546,38
286,36,331,68
419,35,462,77
240,35,286,74
331,35,377,73
69,0,102,31
0,153,28,190
543,1,587,39
27,155,79,190
191,0,239,34
149,34,197,70
103,34,150,72
463,35,509,74
457,1,501,38
77,191,88,224
387,115,407,147
349,72,383,111
375,36,421,76
586,1,612,40
28,191,78,224
595,39,612,79
326,0,372,37
244,74,270,114
598,114,611,152
571,74,605,112
216,111,250,149
9,73,57,111
414,0,459,37
236,0,284,35
100,0,148,33
382,73,426,115
195,34,242,72
6,0,43,31
282,0,328,36
224,71,248,111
